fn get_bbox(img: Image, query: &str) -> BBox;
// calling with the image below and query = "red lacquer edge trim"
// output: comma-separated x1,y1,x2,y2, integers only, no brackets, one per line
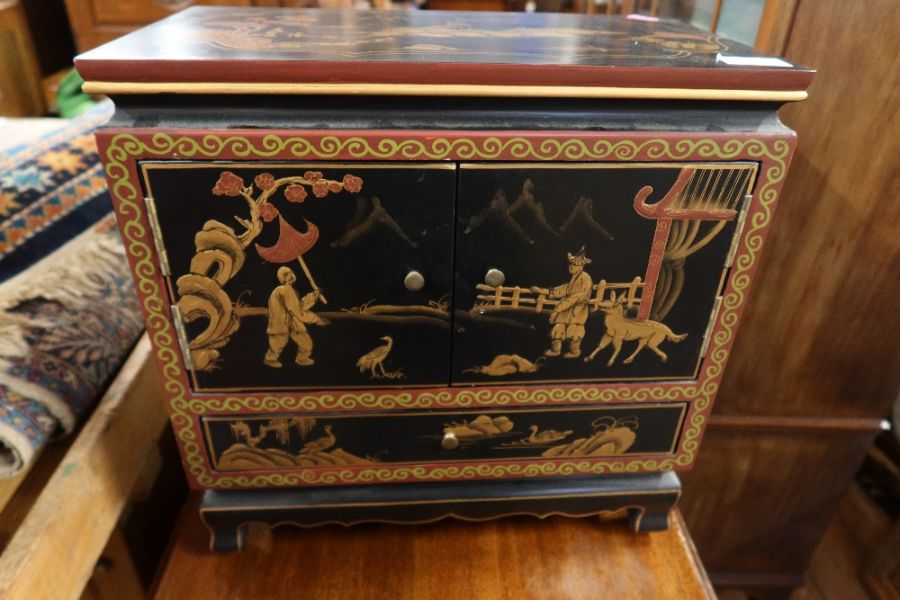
675,135,797,478
76,59,815,93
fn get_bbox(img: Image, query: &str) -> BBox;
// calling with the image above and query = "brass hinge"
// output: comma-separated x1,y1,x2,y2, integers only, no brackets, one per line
170,305,194,372
144,196,171,278
700,296,724,358
725,193,753,269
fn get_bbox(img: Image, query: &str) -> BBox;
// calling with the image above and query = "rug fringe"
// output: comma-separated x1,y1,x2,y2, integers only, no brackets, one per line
0,225,129,438
0,232,126,315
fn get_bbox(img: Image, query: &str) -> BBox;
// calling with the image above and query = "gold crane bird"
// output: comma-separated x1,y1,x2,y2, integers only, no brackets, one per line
356,336,395,379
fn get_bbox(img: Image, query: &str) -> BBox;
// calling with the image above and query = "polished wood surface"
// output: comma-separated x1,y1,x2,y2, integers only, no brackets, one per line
154,501,713,599
681,0,900,595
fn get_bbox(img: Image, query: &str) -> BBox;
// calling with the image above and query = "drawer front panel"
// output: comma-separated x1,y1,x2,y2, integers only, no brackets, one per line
140,162,456,391
202,403,686,473
452,162,755,386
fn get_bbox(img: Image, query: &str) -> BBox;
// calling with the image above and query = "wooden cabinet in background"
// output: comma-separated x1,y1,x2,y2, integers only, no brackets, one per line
679,0,900,597
63,0,274,52
0,0,77,116
88,0,252,27
0,0,45,115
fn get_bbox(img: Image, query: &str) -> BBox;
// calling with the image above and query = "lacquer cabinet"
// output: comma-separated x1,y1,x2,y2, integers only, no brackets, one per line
76,6,812,550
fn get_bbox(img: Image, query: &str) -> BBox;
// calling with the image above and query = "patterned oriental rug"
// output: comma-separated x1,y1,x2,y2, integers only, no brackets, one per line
0,102,144,477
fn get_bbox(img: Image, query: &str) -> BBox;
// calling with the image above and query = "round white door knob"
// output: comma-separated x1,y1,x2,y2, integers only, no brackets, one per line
484,268,505,287
404,270,425,292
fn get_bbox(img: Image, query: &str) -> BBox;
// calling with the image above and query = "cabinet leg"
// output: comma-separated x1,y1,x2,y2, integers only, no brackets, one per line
208,523,247,553
628,506,670,532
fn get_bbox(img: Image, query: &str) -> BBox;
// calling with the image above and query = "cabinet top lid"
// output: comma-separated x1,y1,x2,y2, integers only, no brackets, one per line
75,7,813,101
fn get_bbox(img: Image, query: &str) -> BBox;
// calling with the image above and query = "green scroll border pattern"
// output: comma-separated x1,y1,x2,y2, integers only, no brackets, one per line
104,133,790,488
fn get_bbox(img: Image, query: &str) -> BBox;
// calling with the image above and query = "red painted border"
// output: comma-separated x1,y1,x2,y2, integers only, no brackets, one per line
76,59,815,94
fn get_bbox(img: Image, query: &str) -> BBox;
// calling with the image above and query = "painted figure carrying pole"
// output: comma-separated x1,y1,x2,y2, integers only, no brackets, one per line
296,254,327,305
264,266,328,368
531,247,593,359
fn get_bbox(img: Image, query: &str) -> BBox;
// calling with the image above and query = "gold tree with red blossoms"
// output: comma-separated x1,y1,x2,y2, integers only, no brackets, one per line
211,169,364,303
174,169,365,372
211,169,362,248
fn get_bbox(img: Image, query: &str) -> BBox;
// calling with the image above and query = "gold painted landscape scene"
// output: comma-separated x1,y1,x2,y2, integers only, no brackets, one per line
209,412,664,471
141,161,753,391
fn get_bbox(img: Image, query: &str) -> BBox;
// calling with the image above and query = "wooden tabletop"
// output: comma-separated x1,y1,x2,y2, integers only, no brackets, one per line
153,496,714,599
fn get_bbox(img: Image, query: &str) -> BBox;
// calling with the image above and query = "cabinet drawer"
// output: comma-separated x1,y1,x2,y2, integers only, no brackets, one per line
202,403,687,473
140,162,455,391
452,162,756,386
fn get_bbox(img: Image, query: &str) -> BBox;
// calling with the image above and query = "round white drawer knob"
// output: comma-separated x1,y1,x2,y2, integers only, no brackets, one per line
442,432,459,450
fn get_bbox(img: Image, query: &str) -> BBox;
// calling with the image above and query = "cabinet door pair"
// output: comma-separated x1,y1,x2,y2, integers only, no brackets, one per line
141,160,755,392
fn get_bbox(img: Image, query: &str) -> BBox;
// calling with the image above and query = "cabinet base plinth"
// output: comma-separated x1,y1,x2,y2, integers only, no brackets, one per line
199,472,680,552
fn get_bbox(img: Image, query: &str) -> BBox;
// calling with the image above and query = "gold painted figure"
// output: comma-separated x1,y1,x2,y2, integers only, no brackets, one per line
264,266,327,368
531,247,593,359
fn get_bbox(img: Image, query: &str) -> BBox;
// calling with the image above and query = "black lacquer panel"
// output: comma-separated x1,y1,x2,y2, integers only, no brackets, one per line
140,162,455,391
452,163,744,385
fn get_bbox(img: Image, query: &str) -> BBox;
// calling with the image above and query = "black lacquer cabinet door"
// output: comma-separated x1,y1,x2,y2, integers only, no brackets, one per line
140,162,456,391
451,162,755,386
